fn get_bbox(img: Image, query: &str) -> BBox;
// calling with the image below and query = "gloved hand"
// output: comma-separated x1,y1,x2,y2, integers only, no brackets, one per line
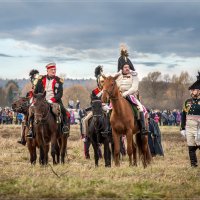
102,104,111,112
180,130,186,137
47,99,53,104
130,70,138,76
122,91,129,98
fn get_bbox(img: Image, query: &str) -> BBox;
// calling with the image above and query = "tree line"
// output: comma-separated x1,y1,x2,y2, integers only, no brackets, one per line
0,71,193,110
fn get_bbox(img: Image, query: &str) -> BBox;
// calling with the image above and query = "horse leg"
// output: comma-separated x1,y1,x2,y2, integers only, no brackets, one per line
39,145,45,165
103,138,111,167
61,135,68,164
132,137,137,166
91,139,99,167
45,144,49,165
141,135,150,168
112,130,120,166
55,140,60,164
126,129,133,166
51,143,57,165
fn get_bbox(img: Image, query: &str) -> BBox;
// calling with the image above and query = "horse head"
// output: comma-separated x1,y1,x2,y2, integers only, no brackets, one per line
33,92,49,124
101,74,120,103
12,97,30,114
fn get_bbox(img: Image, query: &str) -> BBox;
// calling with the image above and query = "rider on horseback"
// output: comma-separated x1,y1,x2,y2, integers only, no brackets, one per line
82,66,111,138
17,69,39,145
27,63,70,138
116,45,148,135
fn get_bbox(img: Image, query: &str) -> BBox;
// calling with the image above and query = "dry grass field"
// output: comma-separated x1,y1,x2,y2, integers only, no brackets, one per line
0,124,200,199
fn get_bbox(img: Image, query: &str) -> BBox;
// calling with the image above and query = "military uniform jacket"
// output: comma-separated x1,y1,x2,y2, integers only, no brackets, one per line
34,75,64,103
181,98,200,130
116,72,139,96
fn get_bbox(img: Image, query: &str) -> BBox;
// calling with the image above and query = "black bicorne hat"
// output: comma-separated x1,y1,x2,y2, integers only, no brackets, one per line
188,71,200,90
117,45,135,72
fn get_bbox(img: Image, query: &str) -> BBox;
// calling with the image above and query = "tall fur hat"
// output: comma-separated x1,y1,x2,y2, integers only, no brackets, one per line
94,65,103,78
29,69,39,80
118,43,135,72
188,71,200,90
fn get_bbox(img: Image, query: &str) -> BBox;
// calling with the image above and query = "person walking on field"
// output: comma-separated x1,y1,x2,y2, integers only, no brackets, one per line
181,72,200,167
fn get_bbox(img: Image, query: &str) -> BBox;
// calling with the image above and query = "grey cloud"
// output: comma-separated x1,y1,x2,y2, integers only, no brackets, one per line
38,56,80,63
167,64,178,69
0,53,13,57
0,2,200,57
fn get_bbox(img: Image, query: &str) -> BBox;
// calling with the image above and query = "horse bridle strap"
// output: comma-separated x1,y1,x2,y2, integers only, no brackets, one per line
103,81,118,100
34,104,50,124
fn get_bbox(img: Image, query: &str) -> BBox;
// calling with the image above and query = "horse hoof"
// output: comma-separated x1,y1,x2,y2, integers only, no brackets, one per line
105,164,111,168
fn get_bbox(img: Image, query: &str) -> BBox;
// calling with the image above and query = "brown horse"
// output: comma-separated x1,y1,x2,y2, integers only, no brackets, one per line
101,75,151,168
30,92,68,165
12,97,38,164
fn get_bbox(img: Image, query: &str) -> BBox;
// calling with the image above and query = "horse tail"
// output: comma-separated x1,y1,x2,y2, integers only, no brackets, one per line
136,133,152,167
136,133,142,159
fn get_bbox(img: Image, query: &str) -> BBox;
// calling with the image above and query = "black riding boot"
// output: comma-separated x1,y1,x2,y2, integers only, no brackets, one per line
188,146,198,167
61,106,70,136
139,111,148,136
101,114,111,137
17,123,26,145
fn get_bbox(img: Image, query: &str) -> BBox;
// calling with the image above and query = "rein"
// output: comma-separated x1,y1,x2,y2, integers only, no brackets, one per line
103,81,119,100
14,100,30,114
34,102,50,124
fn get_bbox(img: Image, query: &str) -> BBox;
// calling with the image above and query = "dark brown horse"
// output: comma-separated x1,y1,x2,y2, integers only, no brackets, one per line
29,92,69,165
101,75,151,168
12,97,38,164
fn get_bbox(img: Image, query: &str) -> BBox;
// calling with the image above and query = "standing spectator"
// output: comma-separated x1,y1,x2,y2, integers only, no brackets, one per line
0,109,2,124
17,113,24,125
176,110,181,126
172,109,177,125
154,113,160,124
2,109,7,124
168,112,175,126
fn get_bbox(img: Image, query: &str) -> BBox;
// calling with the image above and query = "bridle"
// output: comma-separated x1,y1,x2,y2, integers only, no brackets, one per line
13,98,30,114
103,80,118,100
34,101,50,124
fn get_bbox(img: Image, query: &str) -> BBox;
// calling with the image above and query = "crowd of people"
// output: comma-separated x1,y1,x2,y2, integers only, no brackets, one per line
149,109,182,126
0,107,24,125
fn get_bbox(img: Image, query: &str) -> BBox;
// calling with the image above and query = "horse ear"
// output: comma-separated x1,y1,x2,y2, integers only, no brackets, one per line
113,74,120,80
42,91,46,98
102,74,106,79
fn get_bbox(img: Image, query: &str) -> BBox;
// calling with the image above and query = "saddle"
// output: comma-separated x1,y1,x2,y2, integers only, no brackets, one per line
125,96,139,119
50,103,61,123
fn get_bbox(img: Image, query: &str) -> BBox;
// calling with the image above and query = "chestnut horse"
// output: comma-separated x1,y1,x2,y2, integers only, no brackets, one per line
29,92,69,165
101,75,151,168
12,97,38,164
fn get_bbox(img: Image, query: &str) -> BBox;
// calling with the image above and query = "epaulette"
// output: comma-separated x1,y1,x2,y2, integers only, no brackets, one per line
183,98,192,113
60,78,64,83
38,75,43,79
33,75,43,86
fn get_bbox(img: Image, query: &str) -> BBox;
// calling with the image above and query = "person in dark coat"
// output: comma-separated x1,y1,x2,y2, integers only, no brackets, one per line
29,63,70,137
17,69,39,145
180,71,200,167
148,113,164,157
117,44,135,72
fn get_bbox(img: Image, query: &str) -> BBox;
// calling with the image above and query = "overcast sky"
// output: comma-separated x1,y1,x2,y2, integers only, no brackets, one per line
0,0,200,80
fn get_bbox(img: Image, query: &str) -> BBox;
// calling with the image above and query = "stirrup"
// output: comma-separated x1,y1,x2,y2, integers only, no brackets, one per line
26,130,33,138
62,126,69,136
